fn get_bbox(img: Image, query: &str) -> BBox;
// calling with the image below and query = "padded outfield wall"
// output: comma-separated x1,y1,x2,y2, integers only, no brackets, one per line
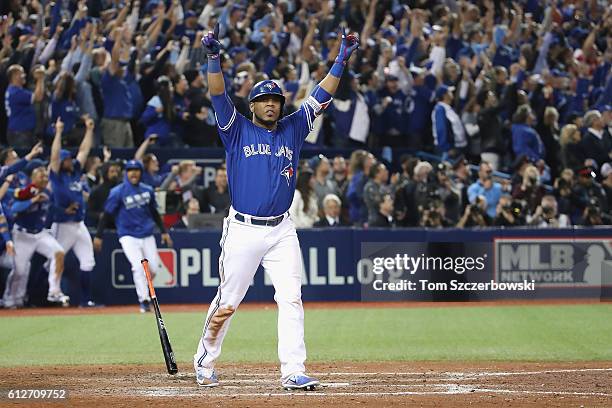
25,227,611,305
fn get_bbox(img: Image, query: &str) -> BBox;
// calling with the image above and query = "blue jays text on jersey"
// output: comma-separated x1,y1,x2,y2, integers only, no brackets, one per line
50,159,86,223
103,174,158,239
211,86,332,217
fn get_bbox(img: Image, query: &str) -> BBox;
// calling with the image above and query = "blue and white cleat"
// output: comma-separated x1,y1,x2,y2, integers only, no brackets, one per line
139,300,151,313
196,367,219,387
281,373,320,391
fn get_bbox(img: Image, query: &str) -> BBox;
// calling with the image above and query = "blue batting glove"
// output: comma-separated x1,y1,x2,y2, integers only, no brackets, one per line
334,27,360,64
201,23,221,57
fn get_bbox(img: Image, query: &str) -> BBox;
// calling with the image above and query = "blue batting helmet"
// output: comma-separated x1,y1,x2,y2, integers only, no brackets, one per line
248,80,285,104
124,160,144,172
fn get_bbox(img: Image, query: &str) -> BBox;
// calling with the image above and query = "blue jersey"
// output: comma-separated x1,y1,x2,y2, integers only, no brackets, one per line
212,91,328,217
104,176,159,238
48,98,81,135
12,188,52,232
50,160,86,223
101,70,133,119
4,85,36,132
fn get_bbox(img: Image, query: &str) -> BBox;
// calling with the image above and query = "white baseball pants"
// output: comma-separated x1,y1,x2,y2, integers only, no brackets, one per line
49,222,96,272
194,207,307,379
118,235,163,303
3,228,64,307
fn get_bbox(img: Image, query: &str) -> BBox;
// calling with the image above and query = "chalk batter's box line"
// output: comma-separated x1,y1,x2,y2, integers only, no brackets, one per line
493,236,612,288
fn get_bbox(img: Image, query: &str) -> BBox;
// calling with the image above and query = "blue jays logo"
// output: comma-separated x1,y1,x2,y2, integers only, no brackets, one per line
281,162,294,186
264,82,276,91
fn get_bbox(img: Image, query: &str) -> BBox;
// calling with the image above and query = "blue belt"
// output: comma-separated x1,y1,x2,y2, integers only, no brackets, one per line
234,213,286,227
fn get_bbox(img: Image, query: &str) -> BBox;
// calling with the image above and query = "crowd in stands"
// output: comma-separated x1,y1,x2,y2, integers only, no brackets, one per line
0,0,610,230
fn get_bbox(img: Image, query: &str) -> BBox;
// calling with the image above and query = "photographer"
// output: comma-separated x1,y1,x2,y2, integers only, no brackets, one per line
457,196,491,228
493,195,525,227
429,162,461,224
572,166,609,224
527,195,571,228
419,199,452,228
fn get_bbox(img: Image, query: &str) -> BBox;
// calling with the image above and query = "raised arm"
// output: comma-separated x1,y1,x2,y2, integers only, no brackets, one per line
50,117,64,174
76,118,95,167
314,28,359,97
201,23,237,133
201,23,224,96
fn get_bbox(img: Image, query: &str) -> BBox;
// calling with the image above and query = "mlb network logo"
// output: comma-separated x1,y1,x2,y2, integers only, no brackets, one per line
494,238,612,287
112,249,178,289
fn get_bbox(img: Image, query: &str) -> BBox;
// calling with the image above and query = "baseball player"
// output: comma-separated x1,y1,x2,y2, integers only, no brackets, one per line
193,25,359,389
48,117,97,307
0,143,46,225
93,160,173,313
2,165,66,308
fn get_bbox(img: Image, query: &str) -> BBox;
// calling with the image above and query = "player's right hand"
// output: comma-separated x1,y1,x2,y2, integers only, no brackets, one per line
93,237,103,252
201,23,221,56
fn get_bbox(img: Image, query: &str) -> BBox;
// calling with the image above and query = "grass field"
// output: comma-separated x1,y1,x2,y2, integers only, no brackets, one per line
1,303,611,367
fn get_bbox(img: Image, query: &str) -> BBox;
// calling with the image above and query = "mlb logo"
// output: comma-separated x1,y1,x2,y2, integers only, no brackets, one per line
112,248,178,289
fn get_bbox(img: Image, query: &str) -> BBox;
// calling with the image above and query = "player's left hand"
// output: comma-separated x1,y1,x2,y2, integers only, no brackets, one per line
161,233,173,247
335,27,359,64
201,23,221,57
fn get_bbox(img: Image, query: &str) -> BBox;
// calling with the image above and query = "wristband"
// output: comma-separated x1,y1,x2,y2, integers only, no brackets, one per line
208,56,221,73
330,61,345,78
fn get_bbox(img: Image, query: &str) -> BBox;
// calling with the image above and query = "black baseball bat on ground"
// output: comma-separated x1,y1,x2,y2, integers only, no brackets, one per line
141,259,178,375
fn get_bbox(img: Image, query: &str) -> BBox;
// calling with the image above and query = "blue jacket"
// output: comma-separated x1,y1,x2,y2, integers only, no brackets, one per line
104,174,158,238
511,124,546,162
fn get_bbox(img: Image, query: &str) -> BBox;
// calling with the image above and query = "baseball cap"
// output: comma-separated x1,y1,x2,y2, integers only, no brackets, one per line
577,166,596,178
60,149,72,162
435,84,454,100
601,163,612,178
185,10,197,19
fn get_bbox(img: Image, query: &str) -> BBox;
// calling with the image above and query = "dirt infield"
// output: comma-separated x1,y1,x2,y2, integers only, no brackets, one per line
1,361,611,407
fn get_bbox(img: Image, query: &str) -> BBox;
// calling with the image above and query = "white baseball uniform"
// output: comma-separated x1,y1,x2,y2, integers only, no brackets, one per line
194,207,306,379
3,227,64,307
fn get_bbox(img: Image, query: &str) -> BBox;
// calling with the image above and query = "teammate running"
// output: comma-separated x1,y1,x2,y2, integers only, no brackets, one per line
93,160,173,313
48,117,97,307
193,24,359,389
3,164,66,307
